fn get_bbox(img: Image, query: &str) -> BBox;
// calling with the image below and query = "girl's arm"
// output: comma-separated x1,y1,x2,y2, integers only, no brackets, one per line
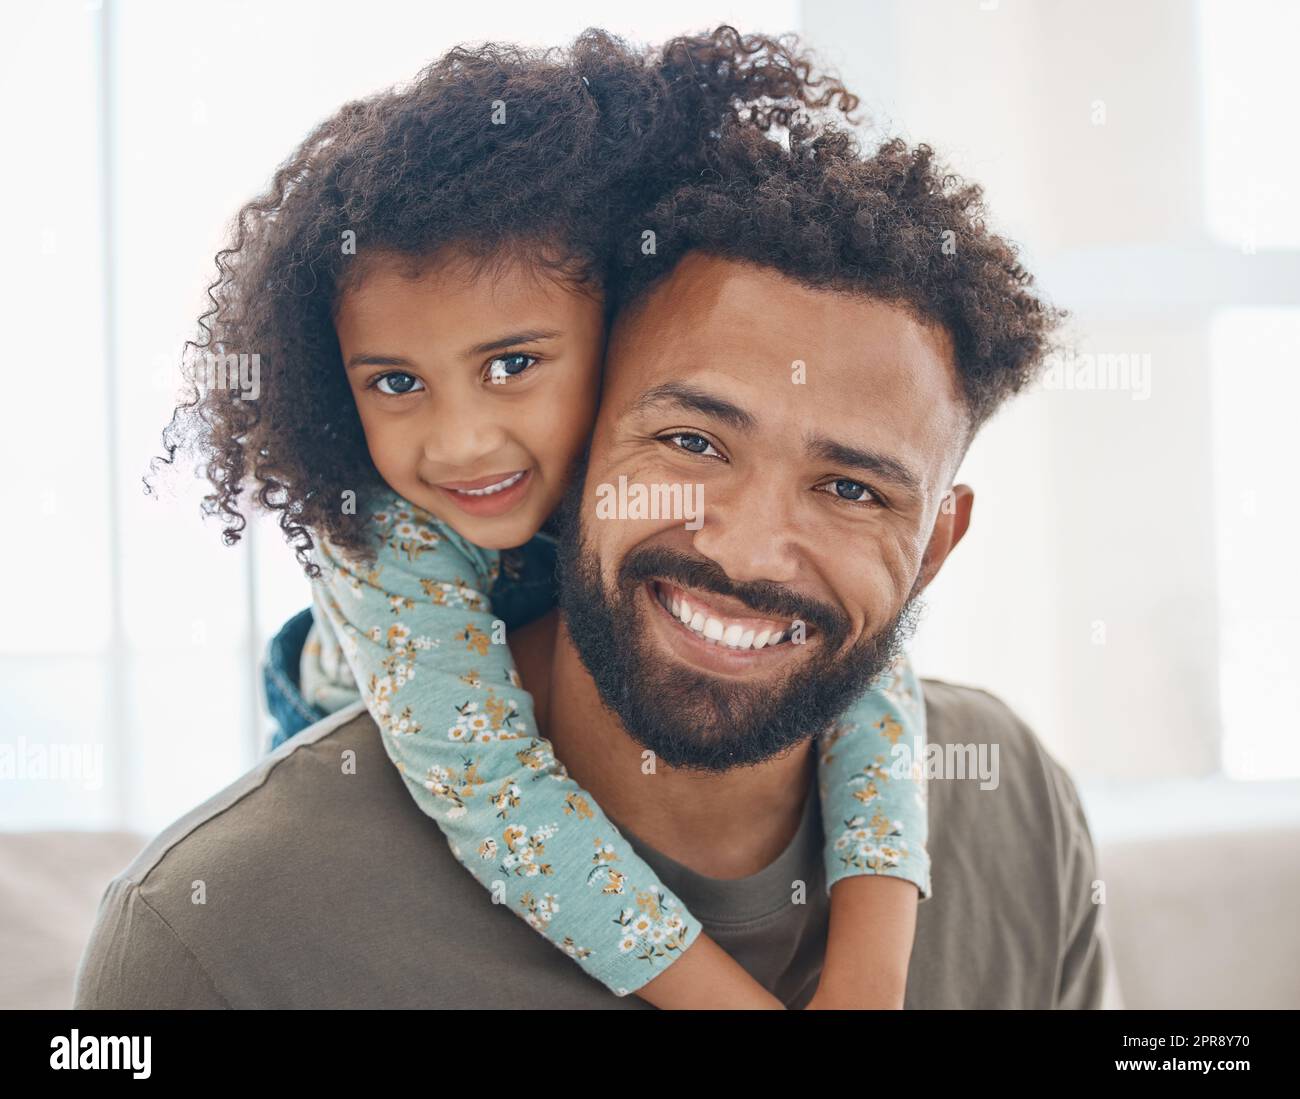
810,653,930,1009
311,493,782,1007
806,876,917,1009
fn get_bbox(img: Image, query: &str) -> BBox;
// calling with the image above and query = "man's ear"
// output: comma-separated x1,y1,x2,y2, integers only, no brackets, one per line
915,484,974,594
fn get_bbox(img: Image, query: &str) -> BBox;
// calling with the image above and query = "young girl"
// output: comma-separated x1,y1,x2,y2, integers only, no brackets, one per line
159,27,930,1009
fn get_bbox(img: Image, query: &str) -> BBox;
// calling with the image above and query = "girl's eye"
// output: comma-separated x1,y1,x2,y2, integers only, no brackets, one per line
485,353,538,384
373,372,424,396
661,432,722,459
820,478,882,506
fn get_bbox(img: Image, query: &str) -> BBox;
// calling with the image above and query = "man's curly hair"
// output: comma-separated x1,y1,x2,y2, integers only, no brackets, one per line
152,26,860,571
610,121,1065,439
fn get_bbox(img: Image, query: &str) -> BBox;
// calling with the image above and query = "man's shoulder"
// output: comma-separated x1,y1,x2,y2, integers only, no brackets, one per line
909,677,1106,1008
75,703,622,1009
74,704,459,1008
921,676,1043,750
918,675,1089,853
920,675,1083,808
109,702,383,888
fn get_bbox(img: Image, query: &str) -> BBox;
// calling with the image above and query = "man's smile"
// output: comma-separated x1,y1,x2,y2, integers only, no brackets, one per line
642,579,816,677
651,580,803,648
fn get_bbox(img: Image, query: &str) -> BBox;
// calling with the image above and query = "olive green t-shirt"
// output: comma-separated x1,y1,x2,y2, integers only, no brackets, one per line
73,679,1109,1009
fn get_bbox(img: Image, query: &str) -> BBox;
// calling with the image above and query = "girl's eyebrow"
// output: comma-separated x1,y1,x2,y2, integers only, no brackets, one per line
466,329,561,355
345,330,561,370
345,353,414,370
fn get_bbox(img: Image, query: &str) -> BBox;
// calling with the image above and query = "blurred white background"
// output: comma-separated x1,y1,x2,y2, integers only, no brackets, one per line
0,2,1295,852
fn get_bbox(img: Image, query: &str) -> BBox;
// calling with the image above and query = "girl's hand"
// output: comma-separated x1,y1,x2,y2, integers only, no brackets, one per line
636,933,785,1010
803,985,905,1010
810,875,917,1010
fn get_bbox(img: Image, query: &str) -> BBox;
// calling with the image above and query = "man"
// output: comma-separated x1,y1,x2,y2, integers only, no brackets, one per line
74,121,1109,1010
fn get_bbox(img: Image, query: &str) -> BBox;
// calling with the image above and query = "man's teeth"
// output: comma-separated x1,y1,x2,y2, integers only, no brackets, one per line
657,587,789,650
454,471,525,497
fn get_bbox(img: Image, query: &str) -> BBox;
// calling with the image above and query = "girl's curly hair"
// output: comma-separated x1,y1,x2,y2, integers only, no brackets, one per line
151,26,859,572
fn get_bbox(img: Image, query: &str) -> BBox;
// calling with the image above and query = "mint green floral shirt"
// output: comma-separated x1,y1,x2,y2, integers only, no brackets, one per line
305,491,930,996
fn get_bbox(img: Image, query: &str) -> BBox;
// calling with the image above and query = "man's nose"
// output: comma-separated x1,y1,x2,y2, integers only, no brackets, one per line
689,473,802,586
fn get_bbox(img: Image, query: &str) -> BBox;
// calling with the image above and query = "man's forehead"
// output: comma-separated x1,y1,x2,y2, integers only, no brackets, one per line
606,255,969,479
612,255,960,392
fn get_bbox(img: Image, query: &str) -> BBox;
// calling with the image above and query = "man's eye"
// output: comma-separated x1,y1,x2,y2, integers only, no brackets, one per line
662,432,721,458
373,372,424,396
820,478,880,505
486,353,538,384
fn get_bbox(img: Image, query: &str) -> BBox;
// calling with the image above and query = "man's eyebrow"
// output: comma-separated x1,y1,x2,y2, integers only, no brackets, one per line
628,382,757,432
806,434,923,495
467,329,562,356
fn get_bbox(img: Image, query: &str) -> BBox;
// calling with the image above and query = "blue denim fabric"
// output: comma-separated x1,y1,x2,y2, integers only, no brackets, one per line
263,607,328,750
261,533,559,752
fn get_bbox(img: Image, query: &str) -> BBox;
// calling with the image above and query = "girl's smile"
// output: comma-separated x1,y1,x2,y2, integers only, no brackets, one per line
434,468,534,518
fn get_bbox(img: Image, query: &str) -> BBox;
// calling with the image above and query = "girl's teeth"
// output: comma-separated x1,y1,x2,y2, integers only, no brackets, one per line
458,472,523,496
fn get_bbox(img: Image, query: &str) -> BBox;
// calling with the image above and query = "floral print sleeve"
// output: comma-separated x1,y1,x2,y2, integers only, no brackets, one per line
307,493,696,997
816,653,932,900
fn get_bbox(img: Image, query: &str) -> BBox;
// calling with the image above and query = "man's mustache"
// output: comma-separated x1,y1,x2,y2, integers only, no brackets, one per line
619,544,851,650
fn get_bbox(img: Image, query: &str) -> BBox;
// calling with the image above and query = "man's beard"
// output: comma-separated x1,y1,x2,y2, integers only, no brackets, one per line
553,466,925,773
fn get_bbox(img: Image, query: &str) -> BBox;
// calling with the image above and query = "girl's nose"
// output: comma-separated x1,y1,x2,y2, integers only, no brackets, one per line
422,403,509,473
